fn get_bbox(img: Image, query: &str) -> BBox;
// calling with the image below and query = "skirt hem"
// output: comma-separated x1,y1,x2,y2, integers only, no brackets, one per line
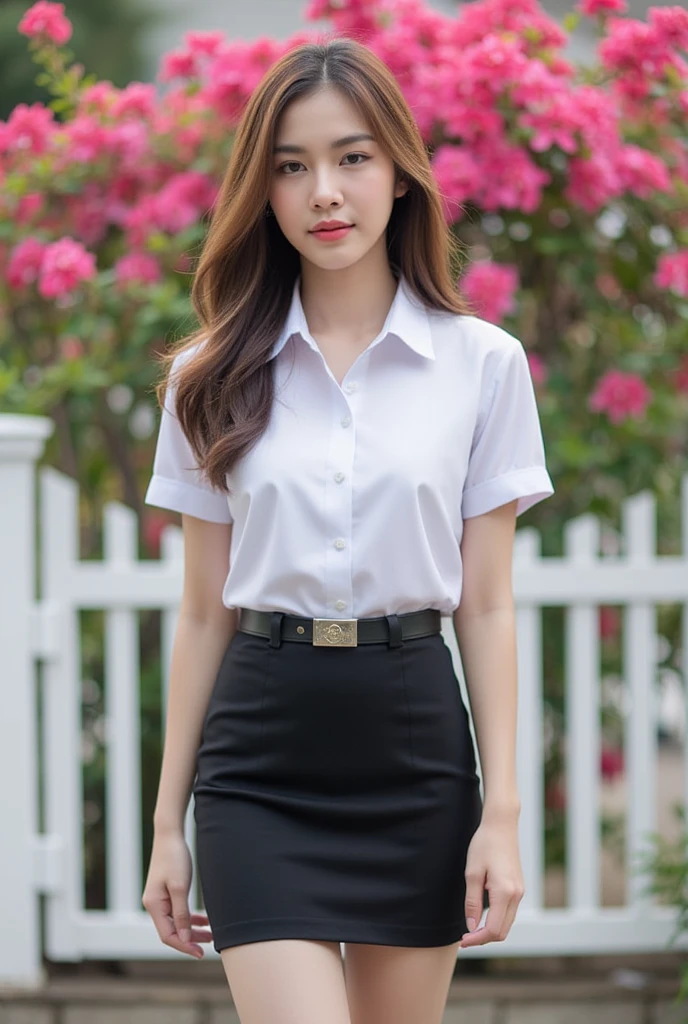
210,915,468,952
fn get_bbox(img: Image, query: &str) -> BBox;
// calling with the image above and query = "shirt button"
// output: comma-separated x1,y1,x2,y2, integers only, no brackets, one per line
334,538,346,550
335,600,346,611
334,472,345,483
340,415,351,427
344,381,358,393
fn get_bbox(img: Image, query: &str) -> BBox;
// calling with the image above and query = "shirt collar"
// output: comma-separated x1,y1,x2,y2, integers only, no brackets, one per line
267,273,435,362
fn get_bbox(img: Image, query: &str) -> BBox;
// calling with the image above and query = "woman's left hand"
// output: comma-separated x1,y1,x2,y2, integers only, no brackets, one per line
459,818,525,947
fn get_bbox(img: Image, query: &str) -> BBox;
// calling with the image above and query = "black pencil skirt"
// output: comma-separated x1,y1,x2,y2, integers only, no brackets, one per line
192,620,483,952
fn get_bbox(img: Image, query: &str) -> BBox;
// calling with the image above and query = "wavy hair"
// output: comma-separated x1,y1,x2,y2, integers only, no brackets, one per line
152,36,472,494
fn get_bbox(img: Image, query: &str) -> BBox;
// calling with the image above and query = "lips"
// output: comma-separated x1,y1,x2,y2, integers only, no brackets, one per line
310,222,353,232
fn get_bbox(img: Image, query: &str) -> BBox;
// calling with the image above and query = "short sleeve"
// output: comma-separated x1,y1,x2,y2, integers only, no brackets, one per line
461,338,554,519
144,351,233,524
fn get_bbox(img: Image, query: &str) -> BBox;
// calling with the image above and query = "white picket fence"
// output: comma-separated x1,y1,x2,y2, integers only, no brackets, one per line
2,412,688,988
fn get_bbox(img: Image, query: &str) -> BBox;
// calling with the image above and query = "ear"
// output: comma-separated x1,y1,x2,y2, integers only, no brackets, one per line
395,179,410,200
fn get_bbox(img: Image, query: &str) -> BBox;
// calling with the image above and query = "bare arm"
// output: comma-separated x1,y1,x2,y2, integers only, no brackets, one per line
452,499,520,823
152,514,238,836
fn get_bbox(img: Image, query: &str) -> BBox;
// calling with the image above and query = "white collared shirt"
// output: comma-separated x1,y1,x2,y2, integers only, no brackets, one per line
144,273,554,618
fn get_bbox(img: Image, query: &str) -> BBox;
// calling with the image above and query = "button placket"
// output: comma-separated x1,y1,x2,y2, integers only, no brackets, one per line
323,386,358,617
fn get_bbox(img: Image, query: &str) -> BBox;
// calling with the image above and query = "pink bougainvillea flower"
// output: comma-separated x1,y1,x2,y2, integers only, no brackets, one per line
649,6,688,50
15,193,44,226
654,250,688,297
64,182,110,247
460,261,519,324
37,237,97,299
158,49,199,83
18,1,72,45
616,144,672,198
577,0,627,16
527,352,548,386
565,151,623,213
431,145,482,222
114,252,162,287
153,171,219,233
7,236,46,288
184,30,226,58
589,369,651,423
111,84,158,121
0,103,56,157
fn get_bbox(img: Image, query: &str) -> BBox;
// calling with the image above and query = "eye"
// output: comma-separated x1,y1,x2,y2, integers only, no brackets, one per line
276,153,370,175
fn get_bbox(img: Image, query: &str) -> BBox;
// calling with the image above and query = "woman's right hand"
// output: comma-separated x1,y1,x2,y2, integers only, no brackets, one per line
142,831,213,958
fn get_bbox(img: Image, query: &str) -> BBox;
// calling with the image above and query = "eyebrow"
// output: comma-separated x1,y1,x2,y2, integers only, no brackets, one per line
273,133,376,155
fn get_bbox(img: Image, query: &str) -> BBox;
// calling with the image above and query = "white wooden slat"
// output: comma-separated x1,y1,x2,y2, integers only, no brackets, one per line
564,514,601,911
0,418,53,987
103,502,142,914
39,468,83,959
622,491,657,909
514,527,544,911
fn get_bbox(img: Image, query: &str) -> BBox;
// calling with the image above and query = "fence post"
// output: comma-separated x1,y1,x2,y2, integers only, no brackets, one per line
0,414,54,988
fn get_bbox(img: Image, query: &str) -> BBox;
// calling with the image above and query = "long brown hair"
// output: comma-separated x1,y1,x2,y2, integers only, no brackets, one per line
153,36,473,494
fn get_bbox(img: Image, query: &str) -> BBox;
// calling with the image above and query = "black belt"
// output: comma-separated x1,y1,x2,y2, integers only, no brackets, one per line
238,607,442,648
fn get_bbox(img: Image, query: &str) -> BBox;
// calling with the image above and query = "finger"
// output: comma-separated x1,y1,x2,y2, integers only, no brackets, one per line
144,896,205,957
169,885,193,944
499,892,522,940
161,914,206,958
463,873,485,935
461,895,507,947
190,912,210,925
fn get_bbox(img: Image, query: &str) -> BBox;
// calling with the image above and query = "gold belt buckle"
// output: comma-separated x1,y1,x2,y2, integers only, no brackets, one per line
313,618,358,647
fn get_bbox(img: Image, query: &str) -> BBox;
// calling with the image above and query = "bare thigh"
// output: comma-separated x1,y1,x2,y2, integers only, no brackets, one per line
220,939,352,1024
342,940,460,1024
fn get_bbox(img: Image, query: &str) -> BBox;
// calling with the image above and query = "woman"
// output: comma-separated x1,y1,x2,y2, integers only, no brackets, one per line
142,35,554,1024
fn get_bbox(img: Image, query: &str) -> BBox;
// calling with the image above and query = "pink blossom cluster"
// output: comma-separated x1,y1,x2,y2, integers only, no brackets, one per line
653,250,688,297
114,253,162,288
589,369,652,423
18,1,71,45
600,6,688,104
460,261,519,324
7,236,96,299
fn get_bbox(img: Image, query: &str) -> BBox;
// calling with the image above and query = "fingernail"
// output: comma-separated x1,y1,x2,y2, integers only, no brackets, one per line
180,929,191,943
467,917,477,932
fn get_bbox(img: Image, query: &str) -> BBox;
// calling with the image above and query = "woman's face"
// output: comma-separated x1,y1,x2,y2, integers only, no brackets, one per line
267,85,408,272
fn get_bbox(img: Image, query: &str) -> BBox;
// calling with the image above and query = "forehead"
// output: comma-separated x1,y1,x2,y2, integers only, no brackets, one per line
275,87,371,141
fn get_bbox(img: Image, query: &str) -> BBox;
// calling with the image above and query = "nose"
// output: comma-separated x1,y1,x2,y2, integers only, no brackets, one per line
310,169,344,210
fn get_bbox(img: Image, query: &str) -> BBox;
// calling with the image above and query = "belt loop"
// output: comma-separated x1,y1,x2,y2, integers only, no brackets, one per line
386,614,404,649
269,611,284,648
